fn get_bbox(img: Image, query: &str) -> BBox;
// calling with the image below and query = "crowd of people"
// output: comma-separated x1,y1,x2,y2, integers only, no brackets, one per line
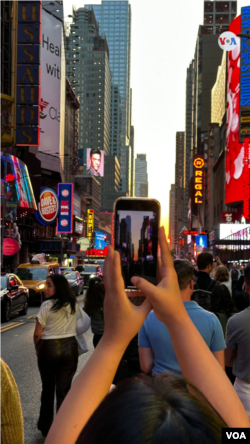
1,229,250,443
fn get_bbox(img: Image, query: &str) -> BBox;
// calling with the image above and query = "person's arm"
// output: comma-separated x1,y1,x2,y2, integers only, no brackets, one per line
131,228,250,429
45,247,152,444
225,347,237,367
139,347,154,374
33,319,44,354
212,350,225,370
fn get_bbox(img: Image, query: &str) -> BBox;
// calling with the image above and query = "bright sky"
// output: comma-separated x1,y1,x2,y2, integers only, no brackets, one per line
64,0,249,233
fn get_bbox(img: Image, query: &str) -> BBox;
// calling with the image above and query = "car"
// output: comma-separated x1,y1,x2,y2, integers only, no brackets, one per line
80,265,103,287
63,271,84,296
15,262,60,304
1,273,29,322
60,266,75,273
94,259,105,273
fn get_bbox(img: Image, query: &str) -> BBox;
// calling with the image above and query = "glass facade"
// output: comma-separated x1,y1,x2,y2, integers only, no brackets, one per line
135,154,148,197
66,8,111,174
85,1,132,193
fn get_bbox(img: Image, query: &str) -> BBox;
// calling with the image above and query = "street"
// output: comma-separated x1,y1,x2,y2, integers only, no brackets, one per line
1,294,94,444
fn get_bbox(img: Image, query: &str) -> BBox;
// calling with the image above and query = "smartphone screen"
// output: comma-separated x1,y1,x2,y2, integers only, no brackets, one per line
114,199,160,288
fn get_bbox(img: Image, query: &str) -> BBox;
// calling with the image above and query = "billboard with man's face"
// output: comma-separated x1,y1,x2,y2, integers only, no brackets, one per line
86,148,104,177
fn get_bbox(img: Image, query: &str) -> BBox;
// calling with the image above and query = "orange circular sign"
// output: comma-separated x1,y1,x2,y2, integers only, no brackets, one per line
3,238,20,256
39,188,59,223
193,157,204,169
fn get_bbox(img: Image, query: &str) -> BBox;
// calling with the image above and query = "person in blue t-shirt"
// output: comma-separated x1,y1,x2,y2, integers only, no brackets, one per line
139,259,226,375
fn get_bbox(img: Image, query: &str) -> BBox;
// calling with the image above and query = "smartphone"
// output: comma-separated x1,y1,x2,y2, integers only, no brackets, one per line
114,198,161,289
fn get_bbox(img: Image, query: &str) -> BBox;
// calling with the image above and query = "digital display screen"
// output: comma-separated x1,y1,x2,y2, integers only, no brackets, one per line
115,209,158,288
195,235,207,249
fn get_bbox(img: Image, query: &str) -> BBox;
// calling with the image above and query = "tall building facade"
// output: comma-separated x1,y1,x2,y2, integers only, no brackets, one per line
169,184,176,250
135,154,148,197
175,132,185,236
85,1,132,194
66,7,111,171
184,60,194,227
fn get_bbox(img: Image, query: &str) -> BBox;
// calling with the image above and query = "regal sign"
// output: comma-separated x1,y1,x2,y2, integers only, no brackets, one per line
16,1,41,146
193,156,204,204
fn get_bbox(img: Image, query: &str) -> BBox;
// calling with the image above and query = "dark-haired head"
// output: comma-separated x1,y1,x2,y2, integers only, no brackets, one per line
197,253,213,272
76,374,226,444
244,265,250,296
90,148,101,157
231,269,239,281
84,277,105,317
210,283,237,315
46,274,76,314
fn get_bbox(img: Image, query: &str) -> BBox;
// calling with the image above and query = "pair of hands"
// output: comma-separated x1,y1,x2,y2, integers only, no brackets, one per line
103,227,186,348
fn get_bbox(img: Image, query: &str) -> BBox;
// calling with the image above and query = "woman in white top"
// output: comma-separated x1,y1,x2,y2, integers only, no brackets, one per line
33,273,89,438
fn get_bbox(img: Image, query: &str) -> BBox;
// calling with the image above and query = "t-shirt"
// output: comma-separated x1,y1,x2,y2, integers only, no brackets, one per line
225,307,250,383
37,300,79,339
139,301,226,375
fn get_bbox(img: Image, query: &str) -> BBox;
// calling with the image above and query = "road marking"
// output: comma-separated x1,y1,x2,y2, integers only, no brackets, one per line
0,322,20,331
27,315,36,319
1,322,25,332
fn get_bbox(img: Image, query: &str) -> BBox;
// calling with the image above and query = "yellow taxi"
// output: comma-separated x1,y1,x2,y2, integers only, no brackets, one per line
15,262,60,303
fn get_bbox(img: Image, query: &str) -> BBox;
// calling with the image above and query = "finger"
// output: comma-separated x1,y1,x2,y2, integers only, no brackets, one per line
136,297,152,319
131,276,157,300
103,246,113,290
158,226,174,271
112,250,125,295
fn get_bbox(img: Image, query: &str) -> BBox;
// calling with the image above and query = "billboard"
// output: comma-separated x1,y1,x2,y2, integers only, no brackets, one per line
220,223,250,240
239,6,250,142
37,187,59,224
39,10,62,154
16,1,41,146
195,235,207,249
57,183,74,233
226,15,248,205
86,148,104,177
87,209,94,240
94,231,107,250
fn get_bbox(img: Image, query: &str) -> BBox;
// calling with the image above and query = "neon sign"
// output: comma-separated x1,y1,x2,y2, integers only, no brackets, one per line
87,209,94,240
193,155,204,204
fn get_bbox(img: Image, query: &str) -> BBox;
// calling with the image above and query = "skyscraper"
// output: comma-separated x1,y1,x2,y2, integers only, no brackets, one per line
66,7,111,171
135,154,148,197
85,1,132,194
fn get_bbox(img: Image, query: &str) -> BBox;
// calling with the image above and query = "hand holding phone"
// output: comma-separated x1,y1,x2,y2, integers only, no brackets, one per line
114,198,161,290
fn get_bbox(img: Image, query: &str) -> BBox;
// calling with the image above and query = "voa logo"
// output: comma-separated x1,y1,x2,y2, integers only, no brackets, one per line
218,31,237,51
226,431,246,439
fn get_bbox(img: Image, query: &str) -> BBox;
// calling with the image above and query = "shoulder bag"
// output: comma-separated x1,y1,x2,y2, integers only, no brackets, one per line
76,306,91,356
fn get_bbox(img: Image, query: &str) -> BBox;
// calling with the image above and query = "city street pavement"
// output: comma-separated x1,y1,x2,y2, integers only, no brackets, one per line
1,292,94,444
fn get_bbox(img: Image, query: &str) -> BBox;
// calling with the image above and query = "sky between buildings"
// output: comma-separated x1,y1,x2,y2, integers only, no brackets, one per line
64,0,250,233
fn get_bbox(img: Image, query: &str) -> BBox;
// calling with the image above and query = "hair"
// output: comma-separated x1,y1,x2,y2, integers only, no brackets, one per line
214,265,229,283
209,283,237,315
197,253,213,271
90,149,101,157
46,274,76,314
244,265,250,287
84,277,105,317
231,269,239,281
173,260,194,290
76,374,226,444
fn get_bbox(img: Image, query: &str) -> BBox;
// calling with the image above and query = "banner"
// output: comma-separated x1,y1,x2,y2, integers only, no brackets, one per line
39,10,62,154
57,183,74,233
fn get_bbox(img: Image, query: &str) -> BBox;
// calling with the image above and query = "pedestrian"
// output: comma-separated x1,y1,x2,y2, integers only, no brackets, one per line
214,265,232,295
232,267,249,311
191,252,218,309
225,265,250,419
139,259,225,376
209,284,238,385
33,273,90,437
1,359,24,444
84,277,105,348
44,228,249,444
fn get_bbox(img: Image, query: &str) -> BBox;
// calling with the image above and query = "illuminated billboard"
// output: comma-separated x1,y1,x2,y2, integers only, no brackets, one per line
189,156,205,229
39,9,62,154
226,16,246,205
87,209,94,240
220,223,250,240
239,6,250,142
86,148,104,177
195,235,207,249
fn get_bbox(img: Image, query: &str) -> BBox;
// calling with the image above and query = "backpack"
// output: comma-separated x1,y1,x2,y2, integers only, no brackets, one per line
192,280,216,310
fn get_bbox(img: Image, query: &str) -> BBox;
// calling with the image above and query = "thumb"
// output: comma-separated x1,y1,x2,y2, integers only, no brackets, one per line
131,276,156,299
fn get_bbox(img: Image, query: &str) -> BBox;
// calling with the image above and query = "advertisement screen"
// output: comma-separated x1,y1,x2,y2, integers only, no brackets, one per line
220,223,250,239
94,231,107,250
86,148,104,177
115,210,158,287
226,16,246,204
195,235,207,249
39,10,62,155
